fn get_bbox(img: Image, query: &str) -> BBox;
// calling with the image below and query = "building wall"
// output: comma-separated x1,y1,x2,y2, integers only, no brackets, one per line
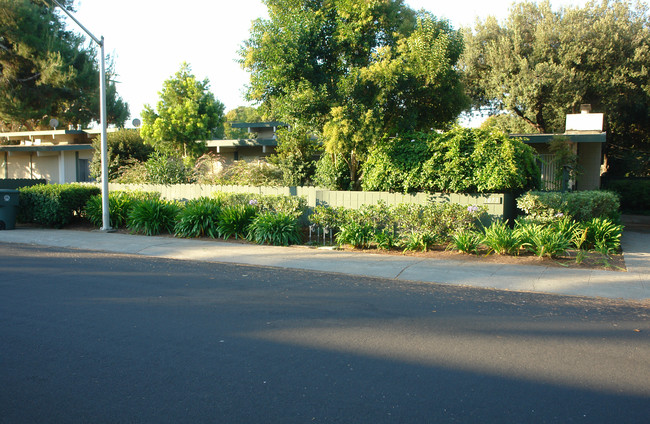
1,150,93,183
577,142,602,190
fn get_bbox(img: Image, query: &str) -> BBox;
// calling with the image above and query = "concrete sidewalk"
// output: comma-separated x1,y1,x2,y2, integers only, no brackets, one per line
1,227,648,301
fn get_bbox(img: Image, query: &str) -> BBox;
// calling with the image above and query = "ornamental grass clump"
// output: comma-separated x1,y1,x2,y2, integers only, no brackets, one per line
217,205,257,239
482,220,521,255
85,191,159,229
127,198,180,236
247,211,302,246
449,229,482,254
335,221,375,249
174,197,222,238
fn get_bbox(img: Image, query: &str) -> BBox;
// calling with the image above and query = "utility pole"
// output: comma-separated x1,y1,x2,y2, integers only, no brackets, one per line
51,0,112,231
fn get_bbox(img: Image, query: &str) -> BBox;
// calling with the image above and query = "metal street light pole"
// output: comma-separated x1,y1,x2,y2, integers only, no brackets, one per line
51,0,111,231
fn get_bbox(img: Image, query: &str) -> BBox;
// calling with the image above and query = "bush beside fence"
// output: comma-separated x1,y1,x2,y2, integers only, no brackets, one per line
102,183,517,221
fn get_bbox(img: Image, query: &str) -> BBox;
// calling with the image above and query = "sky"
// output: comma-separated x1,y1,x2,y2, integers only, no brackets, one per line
66,0,591,127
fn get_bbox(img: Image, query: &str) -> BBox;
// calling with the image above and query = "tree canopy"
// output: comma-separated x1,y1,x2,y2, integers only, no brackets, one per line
0,0,129,130
462,0,650,176
141,62,225,158
240,0,468,187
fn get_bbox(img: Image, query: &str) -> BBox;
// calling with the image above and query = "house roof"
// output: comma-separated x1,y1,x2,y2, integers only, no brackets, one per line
230,121,286,129
0,129,86,140
206,138,277,148
510,132,606,143
0,144,94,153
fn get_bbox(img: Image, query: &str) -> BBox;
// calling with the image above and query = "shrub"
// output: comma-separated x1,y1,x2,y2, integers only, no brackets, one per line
516,190,620,222
246,211,302,246
400,231,438,252
577,218,624,254
212,192,307,219
361,128,540,193
90,128,153,181
308,201,487,251
336,221,375,248
127,198,180,236
145,152,196,185
211,160,283,186
85,191,161,229
482,221,521,255
602,178,650,215
174,197,222,238
217,205,257,239
18,184,100,228
449,229,482,254
308,205,345,230
520,225,571,258
373,229,399,250
313,153,352,190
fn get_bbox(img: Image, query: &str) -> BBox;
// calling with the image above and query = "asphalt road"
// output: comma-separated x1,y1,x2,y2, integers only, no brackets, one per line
1,243,649,423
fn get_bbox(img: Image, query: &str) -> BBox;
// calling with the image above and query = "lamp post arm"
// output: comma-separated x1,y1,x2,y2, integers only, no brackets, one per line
51,0,102,46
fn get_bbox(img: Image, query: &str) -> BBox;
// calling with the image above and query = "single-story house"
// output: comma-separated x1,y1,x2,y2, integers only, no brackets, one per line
205,121,285,162
0,128,106,184
510,108,605,191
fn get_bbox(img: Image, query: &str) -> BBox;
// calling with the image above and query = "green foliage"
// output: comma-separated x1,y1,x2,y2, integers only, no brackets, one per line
481,221,522,255
145,152,196,185
548,136,580,189
517,190,621,222
462,0,650,176
217,205,257,240
480,113,539,134
577,218,624,254
212,192,307,219
449,230,482,254
602,178,650,215
400,231,438,253
308,205,346,230
516,221,571,258
211,160,283,187
0,0,128,130
127,198,180,236
246,211,302,246
90,129,153,181
84,191,159,229
240,2,468,188
18,184,100,228
362,128,540,193
141,62,225,158
174,197,222,238
335,221,375,249
373,229,399,251
311,201,487,252
313,153,352,190
268,125,321,186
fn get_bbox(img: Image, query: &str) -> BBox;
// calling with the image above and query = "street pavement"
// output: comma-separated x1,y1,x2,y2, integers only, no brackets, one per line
1,226,648,301
1,243,649,423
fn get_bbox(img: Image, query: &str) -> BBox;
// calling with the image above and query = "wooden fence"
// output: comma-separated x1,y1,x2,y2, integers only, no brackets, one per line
104,183,518,221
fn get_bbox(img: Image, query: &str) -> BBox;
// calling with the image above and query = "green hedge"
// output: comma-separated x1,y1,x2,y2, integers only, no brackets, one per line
18,184,101,228
361,127,541,193
602,178,650,215
516,190,621,222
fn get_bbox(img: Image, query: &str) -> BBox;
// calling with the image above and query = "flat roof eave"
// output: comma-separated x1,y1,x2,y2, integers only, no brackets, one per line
510,132,606,143
0,144,94,152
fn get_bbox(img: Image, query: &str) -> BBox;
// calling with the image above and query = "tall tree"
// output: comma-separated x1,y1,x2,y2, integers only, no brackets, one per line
141,62,225,158
462,0,650,176
240,0,468,188
0,0,129,130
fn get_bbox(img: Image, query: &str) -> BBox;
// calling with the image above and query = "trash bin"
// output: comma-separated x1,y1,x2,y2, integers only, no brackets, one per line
0,189,20,230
